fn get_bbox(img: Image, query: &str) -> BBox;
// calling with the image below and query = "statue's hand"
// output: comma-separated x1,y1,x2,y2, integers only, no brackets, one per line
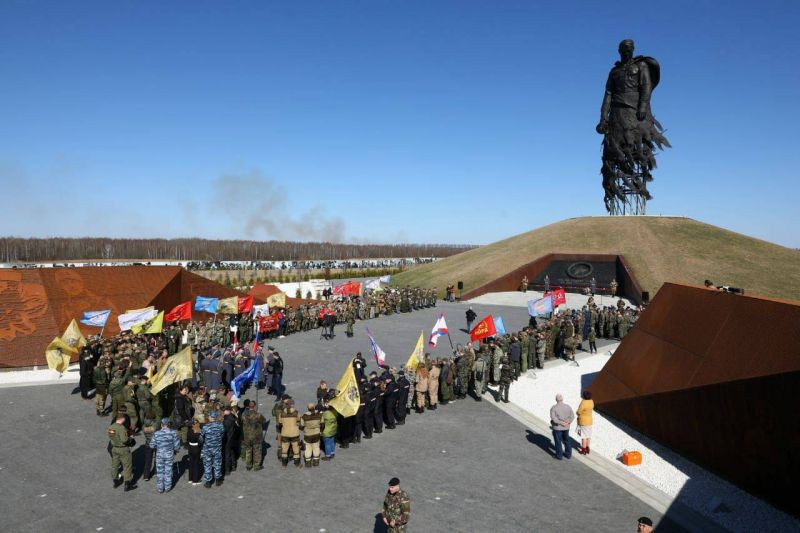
636,110,646,121
595,121,607,134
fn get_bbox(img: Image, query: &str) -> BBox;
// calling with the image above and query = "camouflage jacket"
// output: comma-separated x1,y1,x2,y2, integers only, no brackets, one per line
383,489,410,526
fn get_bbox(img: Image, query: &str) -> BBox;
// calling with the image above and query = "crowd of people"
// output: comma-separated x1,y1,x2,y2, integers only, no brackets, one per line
77,286,640,496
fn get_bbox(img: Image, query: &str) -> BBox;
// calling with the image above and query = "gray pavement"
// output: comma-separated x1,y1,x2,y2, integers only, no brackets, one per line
0,301,673,532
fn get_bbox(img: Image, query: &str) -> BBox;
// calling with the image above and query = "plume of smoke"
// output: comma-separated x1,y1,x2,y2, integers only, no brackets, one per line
213,170,346,243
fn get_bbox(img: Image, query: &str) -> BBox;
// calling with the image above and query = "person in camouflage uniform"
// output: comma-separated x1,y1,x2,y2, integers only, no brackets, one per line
241,402,266,470
149,417,181,493
472,348,488,400
93,358,111,416
300,402,323,467
382,477,410,532
346,309,355,337
200,411,225,487
455,352,470,399
498,356,513,403
108,368,127,420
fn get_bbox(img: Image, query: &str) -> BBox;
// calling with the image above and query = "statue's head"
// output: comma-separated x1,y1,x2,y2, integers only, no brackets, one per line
618,39,635,61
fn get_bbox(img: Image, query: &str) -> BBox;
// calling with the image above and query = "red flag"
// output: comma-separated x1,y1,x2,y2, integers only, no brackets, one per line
238,295,254,314
470,315,497,342
333,281,361,296
165,301,192,322
545,288,567,306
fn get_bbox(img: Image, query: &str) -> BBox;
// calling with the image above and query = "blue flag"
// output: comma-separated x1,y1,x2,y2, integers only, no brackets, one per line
195,296,219,314
528,296,554,317
80,310,111,328
494,316,506,335
232,354,262,399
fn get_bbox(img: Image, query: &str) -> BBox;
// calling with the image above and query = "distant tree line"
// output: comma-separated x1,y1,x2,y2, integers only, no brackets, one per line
0,237,475,262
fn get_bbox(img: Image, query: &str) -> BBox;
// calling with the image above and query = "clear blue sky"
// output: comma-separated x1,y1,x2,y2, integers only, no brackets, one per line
1,1,798,247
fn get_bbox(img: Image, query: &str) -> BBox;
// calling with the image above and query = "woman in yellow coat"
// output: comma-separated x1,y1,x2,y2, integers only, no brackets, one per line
576,390,594,455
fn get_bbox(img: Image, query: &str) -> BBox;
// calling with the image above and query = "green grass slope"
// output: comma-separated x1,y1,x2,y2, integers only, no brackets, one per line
393,217,800,301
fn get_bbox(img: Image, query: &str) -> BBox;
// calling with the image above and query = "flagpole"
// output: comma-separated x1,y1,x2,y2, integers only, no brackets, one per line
446,330,455,354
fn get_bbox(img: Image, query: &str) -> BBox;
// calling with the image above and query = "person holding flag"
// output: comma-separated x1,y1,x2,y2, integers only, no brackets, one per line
428,314,450,350
366,327,387,368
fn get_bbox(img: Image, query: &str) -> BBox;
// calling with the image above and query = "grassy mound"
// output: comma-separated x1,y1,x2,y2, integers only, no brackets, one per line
392,217,800,301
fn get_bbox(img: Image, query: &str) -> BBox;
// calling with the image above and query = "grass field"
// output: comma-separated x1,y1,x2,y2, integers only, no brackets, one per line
392,216,800,301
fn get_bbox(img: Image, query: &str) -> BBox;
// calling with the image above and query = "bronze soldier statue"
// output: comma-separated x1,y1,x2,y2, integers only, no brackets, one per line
596,39,670,214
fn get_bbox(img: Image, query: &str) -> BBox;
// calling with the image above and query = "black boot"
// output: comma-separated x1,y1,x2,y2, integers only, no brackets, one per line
294,458,301,467
113,476,123,489
123,480,136,492
282,457,288,467
215,478,223,487
204,481,213,488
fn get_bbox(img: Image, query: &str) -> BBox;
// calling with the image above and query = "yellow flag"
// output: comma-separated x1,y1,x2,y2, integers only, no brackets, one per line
132,311,164,334
62,319,87,350
329,359,359,418
217,296,239,314
266,292,286,308
405,331,424,370
126,306,154,314
45,337,76,374
149,346,193,395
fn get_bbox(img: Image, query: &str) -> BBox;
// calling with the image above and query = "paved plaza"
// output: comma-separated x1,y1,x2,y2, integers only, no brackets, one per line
0,301,678,532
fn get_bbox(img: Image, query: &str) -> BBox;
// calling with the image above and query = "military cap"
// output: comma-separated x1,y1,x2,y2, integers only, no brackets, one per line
281,394,291,401
208,411,219,420
388,477,400,486
160,417,170,425
637,517,653,527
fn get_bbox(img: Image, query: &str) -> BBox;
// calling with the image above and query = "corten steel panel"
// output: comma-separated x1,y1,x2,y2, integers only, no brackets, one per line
461,253,643,305
634,284,733,358
592,283,800,516
0,269,60,368
0,266,244,368
600,371,800,516
599,329,703,401
694,294,800,386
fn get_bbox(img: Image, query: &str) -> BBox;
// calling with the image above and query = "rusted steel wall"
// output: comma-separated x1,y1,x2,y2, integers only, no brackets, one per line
592,283,800,516
0,266,243,368
461,253,642,304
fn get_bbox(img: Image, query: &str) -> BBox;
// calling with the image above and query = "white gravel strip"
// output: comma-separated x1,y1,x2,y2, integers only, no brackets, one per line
0,364,80,387
496,348,799,532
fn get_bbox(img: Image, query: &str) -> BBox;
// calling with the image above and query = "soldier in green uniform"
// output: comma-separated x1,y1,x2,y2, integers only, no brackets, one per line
108,413,136,491
535,333,546,368
472,348,488,400
241,402,266,470
519,331,529,373
109,368,127,420
93,358,112,416
382,477,410,532
123,378,139,432
346,309,355,338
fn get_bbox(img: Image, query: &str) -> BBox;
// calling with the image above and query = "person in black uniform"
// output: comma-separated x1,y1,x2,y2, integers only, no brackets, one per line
363,380,375,439
173,384,193,445
383,376,397,430
78,345,97,399
270,352,284,398
187,421,203,485
372,377,385,434
354,379,368,442
352,353,367,383
222,406,239,475
395,371,410,425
